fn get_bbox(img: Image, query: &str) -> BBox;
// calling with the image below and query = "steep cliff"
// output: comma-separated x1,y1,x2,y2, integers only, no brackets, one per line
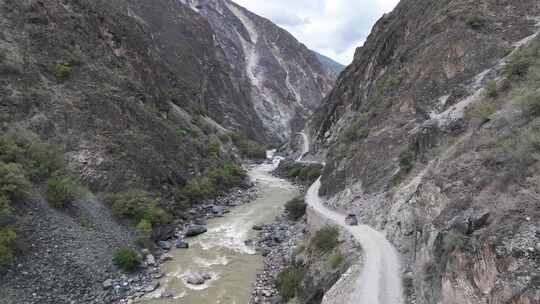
181,0,335,142
308,0,540,303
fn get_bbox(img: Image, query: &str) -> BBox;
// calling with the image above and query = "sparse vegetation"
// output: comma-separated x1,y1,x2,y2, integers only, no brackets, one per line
0,228,16,269
229,132,266,159
0,162,30,201
0,128,82,269
275,265,305,301
335,143,351,160
311,225,340,253
328,252,344,268
46,176,82,208
113,248,141,272
208,138,221,158
398,149,415,172
503,39,540,80
277,160,323,185
466,100,497,122
465,15,486,29
518,90,540,117
344,113,370,142
50,48,82,80
181,161,247,204
106,190,171,225
485,80,499,99
285,197,307,220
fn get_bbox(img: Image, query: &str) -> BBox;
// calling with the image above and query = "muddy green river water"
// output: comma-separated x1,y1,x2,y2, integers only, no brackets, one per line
141,157,298,304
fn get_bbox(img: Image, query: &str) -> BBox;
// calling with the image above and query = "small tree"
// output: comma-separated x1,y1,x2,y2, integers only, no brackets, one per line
311,226,340,253
285,197,307,220
276,265,305,301
46,176,81,208
113,248,141,272
0,162,30,201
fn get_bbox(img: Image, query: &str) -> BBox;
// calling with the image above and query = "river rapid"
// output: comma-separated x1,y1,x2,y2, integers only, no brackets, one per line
141,154,298,304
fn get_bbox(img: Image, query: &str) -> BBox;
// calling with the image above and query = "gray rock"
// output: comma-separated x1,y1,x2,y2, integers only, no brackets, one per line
145,254,156,267
212,205,226,214
158,241,172,250
160,254,174,262
185,273,205,285
175,239,189,249
185,225,208,237
252,225,264,231
102,279,113,290
144,282,160,293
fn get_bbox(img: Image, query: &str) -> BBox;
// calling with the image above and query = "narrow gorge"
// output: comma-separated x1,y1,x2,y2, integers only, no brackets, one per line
1,0,540,304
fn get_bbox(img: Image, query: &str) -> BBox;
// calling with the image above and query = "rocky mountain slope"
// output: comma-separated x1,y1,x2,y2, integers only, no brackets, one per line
0,0,334,303
306,0,540,303
181,0,336,142
314,52,346,80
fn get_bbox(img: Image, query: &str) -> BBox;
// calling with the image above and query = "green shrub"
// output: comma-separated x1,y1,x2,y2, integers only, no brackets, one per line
285,197,307,220
182,176,215,202
181,161,247,203
328,252,344,268
0,128,64,181
398,150,415,172
485,80,498,98
65,48,82,66
229,132,266,159
276,265,305,301
50,48,82,80
135,219,153,248
344,113,370,142
465,15,485,29
277,160,322,185
210,161,246,189
335,143,351,160
106,190,171,224
498,124,540,171
113,248,141,272
0,162,30,201
503,39,540,79
0,195,12,226
311,225,340,253
176,127,191,138
0,228,16,269
136,219,152,235
518,91,540,117
46,176,82,208
345,126,369,142
466,100,497,122
208,138,221,158
51,63,73,79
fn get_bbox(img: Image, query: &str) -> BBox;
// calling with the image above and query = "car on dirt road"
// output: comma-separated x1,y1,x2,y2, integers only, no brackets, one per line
345,214,358,226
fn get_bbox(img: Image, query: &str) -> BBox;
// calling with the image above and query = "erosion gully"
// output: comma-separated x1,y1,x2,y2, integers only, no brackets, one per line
141,151,298,304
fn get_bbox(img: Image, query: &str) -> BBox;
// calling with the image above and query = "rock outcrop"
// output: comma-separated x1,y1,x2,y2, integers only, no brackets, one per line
181,0,336,142
308,0,540,303
0,0,335,303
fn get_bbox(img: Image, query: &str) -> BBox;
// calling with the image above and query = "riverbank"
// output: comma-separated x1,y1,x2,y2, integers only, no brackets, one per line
112,181,258,303
116,159,299,304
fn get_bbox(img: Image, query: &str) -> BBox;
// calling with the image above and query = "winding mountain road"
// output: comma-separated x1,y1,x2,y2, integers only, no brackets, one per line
298,132,403,304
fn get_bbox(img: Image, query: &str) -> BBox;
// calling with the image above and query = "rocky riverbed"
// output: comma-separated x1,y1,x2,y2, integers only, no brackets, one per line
249,212,306,304
110,184,258,303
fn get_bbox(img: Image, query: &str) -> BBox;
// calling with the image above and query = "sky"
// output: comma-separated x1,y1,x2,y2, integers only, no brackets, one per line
233,0,400,65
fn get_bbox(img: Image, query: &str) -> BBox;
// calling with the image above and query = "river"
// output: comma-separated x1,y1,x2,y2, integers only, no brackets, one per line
140,154,299,304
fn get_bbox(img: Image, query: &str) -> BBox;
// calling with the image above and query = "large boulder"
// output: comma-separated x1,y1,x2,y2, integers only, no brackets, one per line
175,239,189,249
185,225,207,237
158,241,172,250
185,272,205,285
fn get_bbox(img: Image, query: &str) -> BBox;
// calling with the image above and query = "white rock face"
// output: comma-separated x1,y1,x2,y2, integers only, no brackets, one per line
181,0,337,142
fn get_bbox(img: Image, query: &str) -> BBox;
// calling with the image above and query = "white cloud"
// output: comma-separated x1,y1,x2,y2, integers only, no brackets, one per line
232,0,399,65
